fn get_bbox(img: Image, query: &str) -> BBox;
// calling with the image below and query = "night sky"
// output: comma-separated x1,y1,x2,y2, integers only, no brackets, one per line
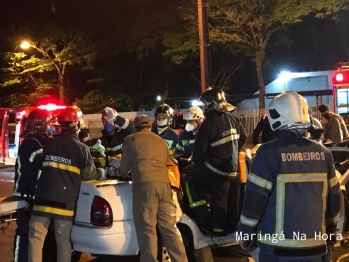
0,1,348,108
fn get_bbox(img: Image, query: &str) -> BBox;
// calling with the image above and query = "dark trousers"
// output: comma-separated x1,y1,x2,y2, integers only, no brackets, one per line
14,216,30,262
259,247,330,262
182,163,231,231
226,180,245,232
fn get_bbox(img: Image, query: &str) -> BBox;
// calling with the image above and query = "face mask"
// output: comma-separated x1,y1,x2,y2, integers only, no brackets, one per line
157,119,168,127
104,123,115,133
48,126,56,136
185,123,195,132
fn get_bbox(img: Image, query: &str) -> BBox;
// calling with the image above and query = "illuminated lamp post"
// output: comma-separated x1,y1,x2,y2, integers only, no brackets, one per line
20,40,65,103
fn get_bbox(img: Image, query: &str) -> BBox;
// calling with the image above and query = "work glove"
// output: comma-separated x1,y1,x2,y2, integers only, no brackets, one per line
103,107,118,121
239,237,258,252
97,168,107,180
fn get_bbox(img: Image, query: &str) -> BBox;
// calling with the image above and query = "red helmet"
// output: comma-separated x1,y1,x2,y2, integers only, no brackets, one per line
57,106,82,127
101,107,117,120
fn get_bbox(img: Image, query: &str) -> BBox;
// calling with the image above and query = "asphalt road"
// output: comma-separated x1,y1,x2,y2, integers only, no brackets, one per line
2,160,349,262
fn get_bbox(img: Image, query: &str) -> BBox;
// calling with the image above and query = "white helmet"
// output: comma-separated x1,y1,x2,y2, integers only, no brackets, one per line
183,107,204,120
267,90,310,131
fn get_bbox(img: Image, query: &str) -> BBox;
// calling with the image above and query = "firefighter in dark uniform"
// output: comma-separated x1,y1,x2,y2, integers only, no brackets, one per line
28,106,100,262
12,109,52,262
183,87,247,236
238,91,341,262
98,107,134,158
176,106,204,159
151,103,178,155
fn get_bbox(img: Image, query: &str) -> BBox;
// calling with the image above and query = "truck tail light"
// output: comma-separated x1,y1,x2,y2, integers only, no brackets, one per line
91,196,113,227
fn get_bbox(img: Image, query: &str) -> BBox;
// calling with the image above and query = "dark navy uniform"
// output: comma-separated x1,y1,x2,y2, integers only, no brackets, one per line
31,130,99,220
183,106,247,234
13,134,47,262
151,127,178,150
238,130,340,261
99,116,134,156
176,129,197,158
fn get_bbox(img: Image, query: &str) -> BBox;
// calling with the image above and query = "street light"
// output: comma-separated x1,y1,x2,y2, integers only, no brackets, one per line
20,41,30,49
0,41,30,71
156,95,161,101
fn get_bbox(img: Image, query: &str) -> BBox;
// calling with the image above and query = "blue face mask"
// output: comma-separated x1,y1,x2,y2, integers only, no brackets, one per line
48,126,56,136
104,123,115,133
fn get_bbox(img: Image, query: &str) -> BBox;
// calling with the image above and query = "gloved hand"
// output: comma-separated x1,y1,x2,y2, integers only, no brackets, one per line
239,236,257,251
103,107,118,121
97,168,107,180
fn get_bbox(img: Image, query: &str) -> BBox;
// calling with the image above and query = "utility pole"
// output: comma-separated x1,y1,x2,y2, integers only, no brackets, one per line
197,0,212,94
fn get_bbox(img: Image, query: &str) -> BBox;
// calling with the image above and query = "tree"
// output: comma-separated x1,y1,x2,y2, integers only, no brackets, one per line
74,90,120,114
2,25,97,103
206,0,348,109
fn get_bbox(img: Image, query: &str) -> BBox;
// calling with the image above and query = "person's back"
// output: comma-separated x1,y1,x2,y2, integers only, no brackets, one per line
238,91,340,261
252,116,277,145
119,115,188,262
122,128,170,188
255,132,335,254
322,114,342,143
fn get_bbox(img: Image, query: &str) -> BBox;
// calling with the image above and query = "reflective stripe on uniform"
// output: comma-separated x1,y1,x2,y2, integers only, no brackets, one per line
176,144,184,151
13,157,22,193
211,134,240,147
111,144,122,152
120,118,129,129
204,162,237,177
185,181,206,208
14,235,20,262
248,173,273,190
32,205,74,217
258,235,326,248
276,173,327,235
42,161,80,175
328,176,338,188
29,149,43,163
165,140,174,149
240,215,258,227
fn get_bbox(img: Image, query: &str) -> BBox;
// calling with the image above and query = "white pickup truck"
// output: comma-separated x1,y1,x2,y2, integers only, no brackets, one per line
1,145,349,262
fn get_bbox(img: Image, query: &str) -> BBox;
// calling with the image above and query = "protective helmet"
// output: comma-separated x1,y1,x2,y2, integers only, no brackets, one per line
26,109,52,132
57,106,83,128
183,107,204,120
267,90,310,131
199,87,226,105
101,107,118,120
155,103,173,119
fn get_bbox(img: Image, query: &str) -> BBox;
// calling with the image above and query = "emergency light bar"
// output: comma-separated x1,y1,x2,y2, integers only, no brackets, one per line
37,103,67,111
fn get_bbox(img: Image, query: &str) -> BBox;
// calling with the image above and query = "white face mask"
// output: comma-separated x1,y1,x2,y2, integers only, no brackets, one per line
157,119,168,127
185,123,195,132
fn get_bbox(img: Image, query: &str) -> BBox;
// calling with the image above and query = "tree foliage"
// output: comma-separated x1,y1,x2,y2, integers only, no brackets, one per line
2,24,97,103
74,90,120,114
206,0,349,109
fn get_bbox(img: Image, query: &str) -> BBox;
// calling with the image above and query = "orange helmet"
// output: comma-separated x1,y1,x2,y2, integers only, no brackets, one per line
57,106,83,128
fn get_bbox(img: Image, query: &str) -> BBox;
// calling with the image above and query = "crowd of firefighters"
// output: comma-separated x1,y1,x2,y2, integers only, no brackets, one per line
10,86,348,262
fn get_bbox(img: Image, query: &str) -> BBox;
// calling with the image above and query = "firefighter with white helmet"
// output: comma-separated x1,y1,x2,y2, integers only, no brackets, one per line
99,106,134,158
151,103,178,154
28,106,100,262
238,90,340,261
176,106,204,158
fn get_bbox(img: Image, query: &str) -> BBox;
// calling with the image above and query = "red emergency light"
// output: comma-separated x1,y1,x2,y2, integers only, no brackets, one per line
332,70,349,86
37,103,66,111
